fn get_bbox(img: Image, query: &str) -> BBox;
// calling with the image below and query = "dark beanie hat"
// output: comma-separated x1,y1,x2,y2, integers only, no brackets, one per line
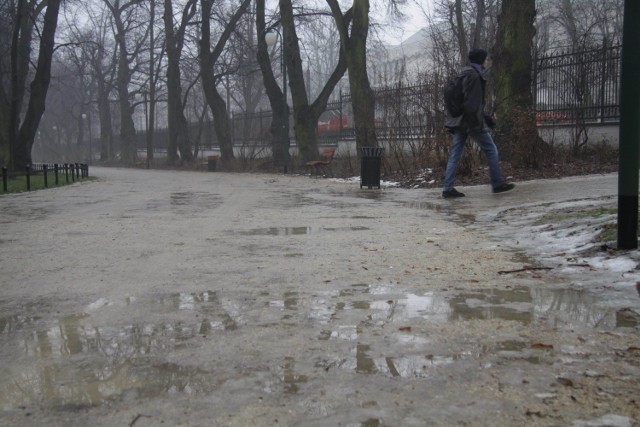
468,48,488,64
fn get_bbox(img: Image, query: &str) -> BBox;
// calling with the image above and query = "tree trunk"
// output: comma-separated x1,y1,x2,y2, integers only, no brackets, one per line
7,0,44,170
13,0,62,169
104,0,145,165
256,0,287,168
164,0,196,164
280,0,347,163
492,0,548,167
146,0,156,162
453,0,468,65
96,77,114,160
116,58,138,164
199,0,250,166
327,0,377,150
470,0,486,50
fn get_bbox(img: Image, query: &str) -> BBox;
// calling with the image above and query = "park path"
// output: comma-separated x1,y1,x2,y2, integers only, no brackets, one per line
0,167,637,426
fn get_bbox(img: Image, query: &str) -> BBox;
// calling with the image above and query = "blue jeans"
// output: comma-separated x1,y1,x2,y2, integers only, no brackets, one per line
443,129,504,191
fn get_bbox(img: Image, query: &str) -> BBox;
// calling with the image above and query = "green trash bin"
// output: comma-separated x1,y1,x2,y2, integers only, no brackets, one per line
207,155,218,172
360,147,384,189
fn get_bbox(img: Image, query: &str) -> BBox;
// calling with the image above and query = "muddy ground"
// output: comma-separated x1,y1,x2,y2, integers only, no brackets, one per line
0,168,638,427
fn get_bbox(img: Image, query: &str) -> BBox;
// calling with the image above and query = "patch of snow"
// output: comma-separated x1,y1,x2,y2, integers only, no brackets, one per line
572,414,634,427
87,298,110,311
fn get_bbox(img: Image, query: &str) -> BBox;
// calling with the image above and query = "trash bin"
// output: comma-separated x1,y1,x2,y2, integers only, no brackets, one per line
207,155,218,172
360,147,384,189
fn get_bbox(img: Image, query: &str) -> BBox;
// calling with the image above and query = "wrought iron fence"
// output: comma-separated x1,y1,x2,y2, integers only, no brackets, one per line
136,45,621,150
533,45,621,125
223,45,621,146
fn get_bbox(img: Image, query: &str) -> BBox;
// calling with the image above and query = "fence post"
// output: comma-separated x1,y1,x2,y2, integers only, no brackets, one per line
533,52,538,112
64,163,69,183
339,88,343,139
599,44,608,123
2,167,7,192
26,165,31,191
54,164,59,185
43,164,48,188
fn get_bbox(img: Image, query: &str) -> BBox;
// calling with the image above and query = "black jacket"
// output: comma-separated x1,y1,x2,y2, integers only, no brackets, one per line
444,65,486,133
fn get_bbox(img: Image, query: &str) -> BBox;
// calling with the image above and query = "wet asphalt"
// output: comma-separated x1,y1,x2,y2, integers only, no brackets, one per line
0,167,637,426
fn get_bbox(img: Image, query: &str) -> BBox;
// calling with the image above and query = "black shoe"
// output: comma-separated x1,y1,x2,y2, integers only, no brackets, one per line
442,188,465,198
493,183,515,193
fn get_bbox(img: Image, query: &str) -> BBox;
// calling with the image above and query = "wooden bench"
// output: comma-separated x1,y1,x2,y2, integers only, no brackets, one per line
306,147,336,177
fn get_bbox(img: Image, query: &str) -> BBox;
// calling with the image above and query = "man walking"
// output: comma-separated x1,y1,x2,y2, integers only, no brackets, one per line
442,48,514,198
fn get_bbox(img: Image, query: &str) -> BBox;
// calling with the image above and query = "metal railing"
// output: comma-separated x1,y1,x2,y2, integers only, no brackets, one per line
2,163,89,193
533,45,621,125
133,45,621,150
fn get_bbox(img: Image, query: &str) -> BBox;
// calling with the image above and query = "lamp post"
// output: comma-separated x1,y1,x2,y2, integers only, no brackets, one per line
265,29,289,174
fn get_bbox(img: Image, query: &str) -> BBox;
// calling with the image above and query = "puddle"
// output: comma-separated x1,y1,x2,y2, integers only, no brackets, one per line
1,359,214,409
403,200,477,225
239,226,370,236
0,291,241,408
282,356,308,395
1,286,634,409
384,286,635,328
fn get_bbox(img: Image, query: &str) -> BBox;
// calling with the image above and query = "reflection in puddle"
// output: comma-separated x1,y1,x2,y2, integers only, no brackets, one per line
356,344,376,374
2,360,212,409
284,291,299,310
1,285,634,411
403,200,476,224
319,339,540,379
0,291,238,408
313,285,633,379
380,286,635,328
282,357,308,395
239,226,370,236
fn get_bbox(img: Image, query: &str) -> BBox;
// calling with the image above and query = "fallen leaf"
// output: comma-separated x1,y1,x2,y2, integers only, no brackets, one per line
399,326,412,332
531,342,554,350
557,377,574,387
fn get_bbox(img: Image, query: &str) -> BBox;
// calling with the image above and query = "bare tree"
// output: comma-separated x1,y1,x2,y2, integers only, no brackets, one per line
279,1,347,163
538,0,623,50
163,0,197,164
327,0,378,150
256,0,288,168
6,0,63,170
492,0,548,166
103,0,148,164
145,0,160,163
199,0,251,166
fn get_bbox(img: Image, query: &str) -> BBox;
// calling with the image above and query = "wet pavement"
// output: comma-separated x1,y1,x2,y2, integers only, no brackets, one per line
0,168,638,426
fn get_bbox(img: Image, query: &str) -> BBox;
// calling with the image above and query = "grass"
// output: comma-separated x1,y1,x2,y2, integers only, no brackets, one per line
1,174,94,194
534,206,618,224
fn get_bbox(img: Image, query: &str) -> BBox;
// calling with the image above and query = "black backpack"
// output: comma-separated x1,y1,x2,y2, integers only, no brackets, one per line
444,74,464,117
